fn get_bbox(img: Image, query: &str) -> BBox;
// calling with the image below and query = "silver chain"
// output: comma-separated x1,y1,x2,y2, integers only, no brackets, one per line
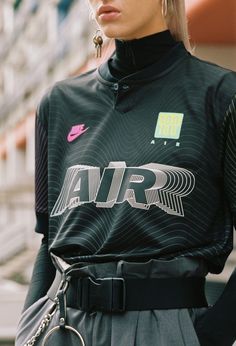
24,302,57,346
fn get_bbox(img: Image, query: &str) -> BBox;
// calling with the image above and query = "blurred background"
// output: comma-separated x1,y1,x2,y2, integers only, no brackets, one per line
0,0,235,344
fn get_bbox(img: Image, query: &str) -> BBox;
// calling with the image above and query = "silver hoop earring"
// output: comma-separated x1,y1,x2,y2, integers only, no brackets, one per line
162,0,168,17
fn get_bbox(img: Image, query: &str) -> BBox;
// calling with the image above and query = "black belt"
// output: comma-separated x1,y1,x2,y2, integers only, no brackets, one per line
48,271,208,312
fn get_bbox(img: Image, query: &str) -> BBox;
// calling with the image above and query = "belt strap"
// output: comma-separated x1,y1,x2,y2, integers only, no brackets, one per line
48,271,208,312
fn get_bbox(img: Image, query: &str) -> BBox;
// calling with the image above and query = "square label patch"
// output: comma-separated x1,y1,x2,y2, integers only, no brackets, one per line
154,112,184,139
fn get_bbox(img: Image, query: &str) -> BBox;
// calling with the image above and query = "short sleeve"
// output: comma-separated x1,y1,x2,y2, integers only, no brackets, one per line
34,91,50,235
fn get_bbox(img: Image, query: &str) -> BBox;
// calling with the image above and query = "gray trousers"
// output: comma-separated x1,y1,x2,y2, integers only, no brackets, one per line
15,257,209,346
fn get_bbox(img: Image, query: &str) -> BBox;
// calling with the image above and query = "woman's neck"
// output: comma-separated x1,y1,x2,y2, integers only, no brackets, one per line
107,30,177,80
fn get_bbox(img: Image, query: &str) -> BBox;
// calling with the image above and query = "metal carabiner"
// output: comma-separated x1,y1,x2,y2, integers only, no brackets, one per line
56,274,70,297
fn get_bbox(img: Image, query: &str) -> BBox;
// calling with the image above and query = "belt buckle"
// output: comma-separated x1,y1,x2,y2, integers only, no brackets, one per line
104,277,126,313
80,277,126,313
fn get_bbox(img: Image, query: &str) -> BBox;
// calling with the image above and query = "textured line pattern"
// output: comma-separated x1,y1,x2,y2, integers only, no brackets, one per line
221,95,236,219
35,116,48,214
34,48,236,274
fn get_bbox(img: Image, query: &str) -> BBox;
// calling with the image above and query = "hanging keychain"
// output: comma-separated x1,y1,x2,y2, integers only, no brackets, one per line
93,29,103,58
42,277,85,346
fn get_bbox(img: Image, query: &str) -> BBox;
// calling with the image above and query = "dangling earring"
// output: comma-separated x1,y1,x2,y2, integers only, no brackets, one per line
162,0,168,17
93,29,103,58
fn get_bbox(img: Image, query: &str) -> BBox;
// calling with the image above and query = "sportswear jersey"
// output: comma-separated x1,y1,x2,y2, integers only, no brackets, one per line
35,42,236,274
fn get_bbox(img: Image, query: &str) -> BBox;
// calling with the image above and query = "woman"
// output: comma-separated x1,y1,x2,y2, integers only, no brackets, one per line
16,0,236,345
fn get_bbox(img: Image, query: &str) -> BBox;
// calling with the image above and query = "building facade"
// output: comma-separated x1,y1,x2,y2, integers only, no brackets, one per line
0,0,100,261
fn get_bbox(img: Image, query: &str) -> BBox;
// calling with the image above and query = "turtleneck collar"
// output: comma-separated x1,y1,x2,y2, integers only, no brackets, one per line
107,30,178,81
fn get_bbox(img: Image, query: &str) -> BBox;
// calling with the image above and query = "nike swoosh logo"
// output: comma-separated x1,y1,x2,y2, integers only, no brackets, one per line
67,124,89,142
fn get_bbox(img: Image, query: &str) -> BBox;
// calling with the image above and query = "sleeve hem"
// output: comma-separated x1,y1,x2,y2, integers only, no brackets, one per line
35,211,49,235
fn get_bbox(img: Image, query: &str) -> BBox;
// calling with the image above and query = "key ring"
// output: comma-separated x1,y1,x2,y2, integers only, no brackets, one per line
42,275,85,346
42,324,85,346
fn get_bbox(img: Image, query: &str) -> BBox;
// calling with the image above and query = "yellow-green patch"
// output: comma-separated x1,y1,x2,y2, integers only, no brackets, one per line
154,112,184,139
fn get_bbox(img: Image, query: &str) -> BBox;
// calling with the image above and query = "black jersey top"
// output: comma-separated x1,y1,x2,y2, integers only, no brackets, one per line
35,36,236,274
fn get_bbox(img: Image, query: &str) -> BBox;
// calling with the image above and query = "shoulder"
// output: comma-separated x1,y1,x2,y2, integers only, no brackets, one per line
47,67,97,100
36,67,97,123
188,54,236,112
188,54,235,82
52,67,97,94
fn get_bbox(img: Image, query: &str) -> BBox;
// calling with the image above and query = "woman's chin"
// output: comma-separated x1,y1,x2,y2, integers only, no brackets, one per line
101,28,122,39
103,30,133,40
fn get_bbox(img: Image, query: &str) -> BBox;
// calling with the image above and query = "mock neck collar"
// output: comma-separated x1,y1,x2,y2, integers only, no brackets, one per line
97,41,189,85
107,30,177,80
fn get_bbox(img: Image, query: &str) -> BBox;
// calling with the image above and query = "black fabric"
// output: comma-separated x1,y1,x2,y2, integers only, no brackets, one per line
105,30,177,81
99,40,185,83
49,275,208,312
34,101,49,234
37,49,235,274
31,29,236,345
23,236,56,312
124,277,207,310
35,211,49,234
195,268,236,346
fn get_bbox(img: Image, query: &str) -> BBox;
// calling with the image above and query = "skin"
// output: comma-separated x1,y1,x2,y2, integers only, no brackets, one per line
88,0,168,40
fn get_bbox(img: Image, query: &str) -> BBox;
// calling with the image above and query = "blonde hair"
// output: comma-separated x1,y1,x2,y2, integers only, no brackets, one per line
165,0,192,51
